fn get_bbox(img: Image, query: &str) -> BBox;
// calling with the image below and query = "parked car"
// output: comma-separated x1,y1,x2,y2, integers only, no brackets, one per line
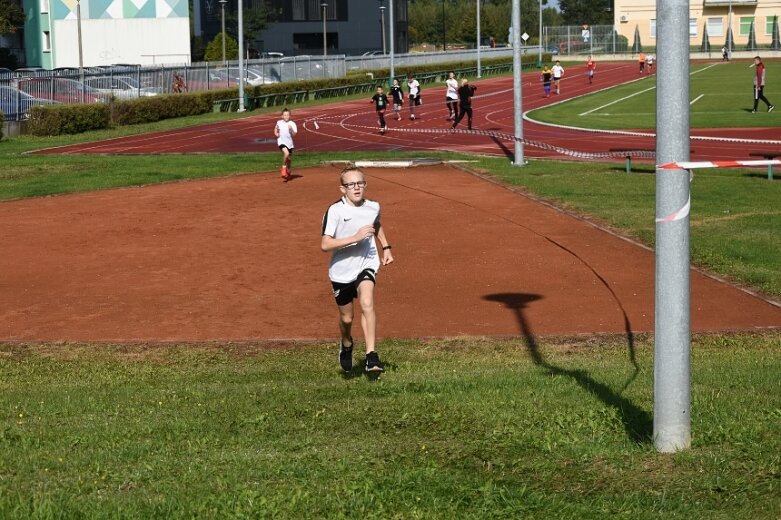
209,67,277,86
0,67,13,78
84,76,161,99
0,85,58,120
14,67,47,77
17,77,106,104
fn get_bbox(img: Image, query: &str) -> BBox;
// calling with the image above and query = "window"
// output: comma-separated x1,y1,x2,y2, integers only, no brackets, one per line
689,18,697,37
707,17,724,38
292,0,305,20
766,16,778,36
650,19,656,39
40,0,49,14
739,16,755,37
43,31,51,52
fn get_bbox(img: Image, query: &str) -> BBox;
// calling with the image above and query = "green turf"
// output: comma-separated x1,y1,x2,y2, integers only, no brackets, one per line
528,60,780,129
0,334,779,519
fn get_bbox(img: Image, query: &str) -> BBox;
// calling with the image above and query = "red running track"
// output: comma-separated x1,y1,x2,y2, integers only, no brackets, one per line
35,61,781,162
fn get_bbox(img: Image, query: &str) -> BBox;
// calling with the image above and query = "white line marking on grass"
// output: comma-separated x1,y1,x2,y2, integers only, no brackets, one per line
690,94,704,106
578,63,720,117
579,86,656,116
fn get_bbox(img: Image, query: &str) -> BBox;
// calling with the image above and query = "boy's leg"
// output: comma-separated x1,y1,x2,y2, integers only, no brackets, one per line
280,148,290,178
357,280,376,353
466,107,473,130
357,280,384,372
337,300,355,371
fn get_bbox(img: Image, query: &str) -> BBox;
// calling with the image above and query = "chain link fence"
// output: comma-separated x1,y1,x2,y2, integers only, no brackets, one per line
542,25,630,56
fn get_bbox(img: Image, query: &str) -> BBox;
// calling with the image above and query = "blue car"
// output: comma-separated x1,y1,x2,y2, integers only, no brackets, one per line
0,85,57,121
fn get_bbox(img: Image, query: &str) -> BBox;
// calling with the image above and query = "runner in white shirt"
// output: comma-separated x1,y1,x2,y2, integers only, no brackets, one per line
445,71,459,121
551,60,565,95
321,166,394,373
273,107,297,182
407,73,421,120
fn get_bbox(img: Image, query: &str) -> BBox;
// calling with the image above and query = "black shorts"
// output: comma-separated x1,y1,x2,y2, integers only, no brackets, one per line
331,269,376,306
279,145,293,154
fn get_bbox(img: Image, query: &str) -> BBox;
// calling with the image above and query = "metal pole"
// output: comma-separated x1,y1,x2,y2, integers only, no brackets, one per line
322,3,328,59
442,0,446,51
76,0,84,69
237,0,245,111
728,0,733,58
77,0,84,101
220,0,227,63
389,0,395,79
476,0,481,77
512,0,524,165
654,0,691,453
538,0,542,66
380,6,386,54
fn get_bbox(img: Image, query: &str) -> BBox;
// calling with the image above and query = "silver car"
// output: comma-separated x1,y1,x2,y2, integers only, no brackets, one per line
84,76,161,99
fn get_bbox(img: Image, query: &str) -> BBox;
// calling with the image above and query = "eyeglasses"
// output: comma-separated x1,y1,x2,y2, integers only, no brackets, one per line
342,181,367,189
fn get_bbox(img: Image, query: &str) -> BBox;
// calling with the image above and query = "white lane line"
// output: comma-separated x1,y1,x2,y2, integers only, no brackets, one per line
690,94,704,106
578,63,720,117
579,86,656,116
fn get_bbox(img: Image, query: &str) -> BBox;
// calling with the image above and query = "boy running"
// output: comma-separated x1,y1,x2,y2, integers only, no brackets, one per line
389,78,404,121
445,71,459,120
586,55,596,84
551,60,565,94
541,65,552,98
273,107,297,181
321,166,394,373
407,73,421,120
451,78,477,130
371,85,389,134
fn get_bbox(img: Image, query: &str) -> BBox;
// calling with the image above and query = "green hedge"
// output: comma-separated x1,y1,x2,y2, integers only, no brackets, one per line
24,57,528,136
28,103,111,136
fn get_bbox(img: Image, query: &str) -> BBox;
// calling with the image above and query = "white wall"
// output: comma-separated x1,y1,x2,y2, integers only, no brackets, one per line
53,18,191,67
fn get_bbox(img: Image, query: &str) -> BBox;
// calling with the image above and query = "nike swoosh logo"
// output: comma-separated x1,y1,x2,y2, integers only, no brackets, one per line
343,218,352,221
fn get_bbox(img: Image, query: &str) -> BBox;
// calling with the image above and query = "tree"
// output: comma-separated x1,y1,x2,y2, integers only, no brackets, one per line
225,3,277,52
558,0,612,26
0,0,25,34
204,33,239,62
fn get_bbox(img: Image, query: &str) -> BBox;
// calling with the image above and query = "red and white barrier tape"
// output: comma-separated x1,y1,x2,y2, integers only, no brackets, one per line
304,112,657,161
657,159,781,170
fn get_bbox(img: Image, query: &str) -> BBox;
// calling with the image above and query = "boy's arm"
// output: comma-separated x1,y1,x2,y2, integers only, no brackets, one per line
375,226,394,265
273,123,279,137
321,225,376,252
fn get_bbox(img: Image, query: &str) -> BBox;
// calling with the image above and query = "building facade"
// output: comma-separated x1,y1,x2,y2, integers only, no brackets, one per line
192,0,409,57
22,0,191,68
614,0,781,49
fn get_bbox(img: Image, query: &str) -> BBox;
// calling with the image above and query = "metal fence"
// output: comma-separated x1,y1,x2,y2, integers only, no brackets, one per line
1,48,521,122
543,25,630,56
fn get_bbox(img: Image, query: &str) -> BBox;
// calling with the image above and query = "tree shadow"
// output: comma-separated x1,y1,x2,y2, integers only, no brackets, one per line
483,292,652,444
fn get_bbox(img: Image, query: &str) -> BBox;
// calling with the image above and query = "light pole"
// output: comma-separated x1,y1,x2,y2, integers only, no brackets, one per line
476,0,481,77
379,5,387,54
727,0,733,58
538,0,543,66
442,0,446,51
237,0,245,112
322,2,328,59
219,0,227,63
77,0,84,101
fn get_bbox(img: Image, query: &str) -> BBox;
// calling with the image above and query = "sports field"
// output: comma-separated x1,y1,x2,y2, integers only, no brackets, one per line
528,61,779,130
1,59,780,518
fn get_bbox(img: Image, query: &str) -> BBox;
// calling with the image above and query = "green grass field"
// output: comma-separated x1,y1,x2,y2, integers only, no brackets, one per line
528,61,780,129
1,334,780,519
0,73,779,518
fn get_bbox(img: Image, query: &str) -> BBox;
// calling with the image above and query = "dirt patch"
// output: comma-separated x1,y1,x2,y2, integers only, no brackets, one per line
0,164,779,342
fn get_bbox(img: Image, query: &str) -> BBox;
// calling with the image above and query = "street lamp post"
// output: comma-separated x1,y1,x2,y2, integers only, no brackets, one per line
219,0,227,63
77,0,84,102
476,0,481,77
322,2,328,59
379,5,387,54
442,0,446,51
237,0,245,112
538,0,543,66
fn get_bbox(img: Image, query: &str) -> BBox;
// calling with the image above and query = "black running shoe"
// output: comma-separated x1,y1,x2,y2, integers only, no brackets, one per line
769,105,775,113
339,339,353,372
365,351,384,372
